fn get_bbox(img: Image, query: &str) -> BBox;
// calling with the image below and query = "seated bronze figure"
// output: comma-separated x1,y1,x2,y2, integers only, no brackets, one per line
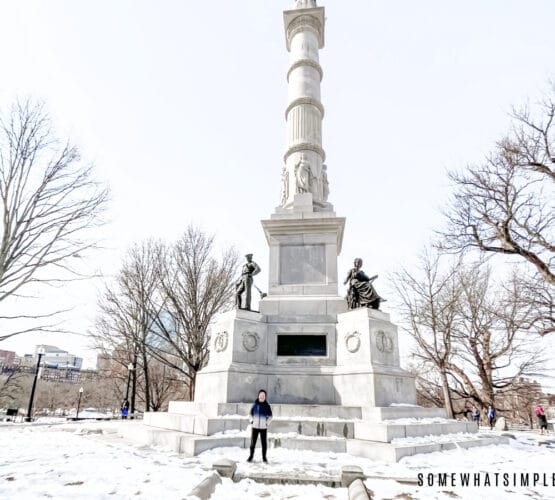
344,258,384,310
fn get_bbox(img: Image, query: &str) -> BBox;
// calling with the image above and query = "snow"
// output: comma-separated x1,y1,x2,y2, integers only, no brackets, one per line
391,432,484,445
211,477,348,500
211,428,344,440
1,421,554,499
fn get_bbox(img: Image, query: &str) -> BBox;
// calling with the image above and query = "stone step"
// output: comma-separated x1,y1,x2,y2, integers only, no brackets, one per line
120,424,347,455
145,412,356,438
144,412,245,435
347,435,509,462
355,420,476,442
363,406,447,421
167,401,363,419
270,418,354,438
120,423,507,462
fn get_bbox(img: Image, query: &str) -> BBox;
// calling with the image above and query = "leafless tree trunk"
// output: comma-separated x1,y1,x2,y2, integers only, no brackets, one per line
91,241,161,412
446,265,546,412
392,250,461,418
0,100,109,341
139,360,184,412
0,368,27,406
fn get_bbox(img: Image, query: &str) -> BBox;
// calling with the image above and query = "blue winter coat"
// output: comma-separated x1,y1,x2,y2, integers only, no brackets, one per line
250,400,273,429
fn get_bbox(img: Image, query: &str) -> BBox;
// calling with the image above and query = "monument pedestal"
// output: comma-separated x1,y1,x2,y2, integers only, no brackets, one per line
334,307,417,407
195,307,416,406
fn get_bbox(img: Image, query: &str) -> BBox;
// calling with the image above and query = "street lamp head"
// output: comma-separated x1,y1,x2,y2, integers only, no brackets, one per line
37,347,46,355
128,363,134,371
79,387,84,393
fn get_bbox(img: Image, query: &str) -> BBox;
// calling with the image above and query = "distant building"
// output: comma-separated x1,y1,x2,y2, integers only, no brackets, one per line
96,352,112,372
0,349,16,369
34,345,83,370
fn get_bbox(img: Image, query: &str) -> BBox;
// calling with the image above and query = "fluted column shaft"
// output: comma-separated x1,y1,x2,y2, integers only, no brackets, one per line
281,6,327,208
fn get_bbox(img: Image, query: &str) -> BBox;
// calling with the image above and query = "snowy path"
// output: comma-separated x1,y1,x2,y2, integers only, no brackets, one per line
0,421,554,499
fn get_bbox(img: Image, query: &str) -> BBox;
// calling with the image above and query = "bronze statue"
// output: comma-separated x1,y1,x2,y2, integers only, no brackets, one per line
235,254,261,310
344,258,384,310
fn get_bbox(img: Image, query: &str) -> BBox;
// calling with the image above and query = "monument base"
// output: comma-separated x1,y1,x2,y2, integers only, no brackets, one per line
194,307,416,406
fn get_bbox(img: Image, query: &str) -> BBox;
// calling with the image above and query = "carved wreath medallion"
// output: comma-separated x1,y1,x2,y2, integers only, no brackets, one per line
376,330,393,353
345,331,361,353
242,331,260,352
214,331,229,352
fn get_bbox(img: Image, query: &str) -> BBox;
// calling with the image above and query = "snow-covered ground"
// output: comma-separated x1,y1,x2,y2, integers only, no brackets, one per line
0,421,554,499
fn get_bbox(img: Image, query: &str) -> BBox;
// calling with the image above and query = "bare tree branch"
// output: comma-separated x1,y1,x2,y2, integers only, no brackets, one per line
0,99,109,341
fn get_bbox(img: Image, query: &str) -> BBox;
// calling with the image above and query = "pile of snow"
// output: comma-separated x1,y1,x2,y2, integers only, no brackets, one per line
211,477,348,500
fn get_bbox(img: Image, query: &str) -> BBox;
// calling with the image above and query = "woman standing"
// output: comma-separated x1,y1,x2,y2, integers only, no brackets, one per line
535,404,548,435
247,389,273,463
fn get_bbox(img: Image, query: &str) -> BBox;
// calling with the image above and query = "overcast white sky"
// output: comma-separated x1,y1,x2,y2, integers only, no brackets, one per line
0,1,553,381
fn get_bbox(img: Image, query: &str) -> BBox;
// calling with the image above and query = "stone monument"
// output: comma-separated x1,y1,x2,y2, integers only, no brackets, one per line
133,1,506,461
193,0,414,407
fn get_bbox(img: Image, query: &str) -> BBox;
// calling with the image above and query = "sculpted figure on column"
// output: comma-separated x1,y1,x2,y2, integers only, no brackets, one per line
235,254,261,311
322,164,329,202
279,166,289,206
294,155,312,194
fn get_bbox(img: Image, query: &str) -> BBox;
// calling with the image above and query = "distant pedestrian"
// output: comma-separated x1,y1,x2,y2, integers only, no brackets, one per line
535,404,548,435
487,406,496,430
247,389,272,463
472,407,480,427
121,400,129,420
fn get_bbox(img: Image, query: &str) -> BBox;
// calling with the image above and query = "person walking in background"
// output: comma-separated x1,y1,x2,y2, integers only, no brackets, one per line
472,407,480,427
121,400,129,420
535,404,548,435
247,389,272,463
487,406,496,430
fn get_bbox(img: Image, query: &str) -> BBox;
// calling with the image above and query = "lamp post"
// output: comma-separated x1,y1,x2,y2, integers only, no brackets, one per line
125,362,133,402
26,347,45,422
76,387,84,419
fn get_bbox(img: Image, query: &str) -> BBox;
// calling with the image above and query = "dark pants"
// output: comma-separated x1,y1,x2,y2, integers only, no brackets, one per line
249,428,267,459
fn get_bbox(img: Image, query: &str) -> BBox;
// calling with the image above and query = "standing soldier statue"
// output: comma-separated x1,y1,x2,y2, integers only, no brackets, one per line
235,254,261,310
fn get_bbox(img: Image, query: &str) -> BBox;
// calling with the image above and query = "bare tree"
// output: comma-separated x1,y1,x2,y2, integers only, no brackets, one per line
92,240,161,413
148,226,238,400
0,368,27,407
92,228,238,405
138,359,184,412
445,265,546,412
394,252,547,416
392,251,462,418
438,86,554,334
0,100,109,341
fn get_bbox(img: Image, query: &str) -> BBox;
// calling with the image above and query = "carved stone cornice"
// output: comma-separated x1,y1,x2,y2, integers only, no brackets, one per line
283,7,325,51
286,14,323,49
287,58,323,82
285,97,324,119
284,142,326,163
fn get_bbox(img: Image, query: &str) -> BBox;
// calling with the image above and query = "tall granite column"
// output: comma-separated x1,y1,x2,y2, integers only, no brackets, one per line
281,1,328,209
